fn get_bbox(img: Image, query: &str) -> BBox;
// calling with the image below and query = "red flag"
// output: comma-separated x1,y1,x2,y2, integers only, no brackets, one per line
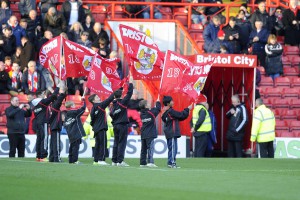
39,36,64,78
63,39,95,79
119,24,164,81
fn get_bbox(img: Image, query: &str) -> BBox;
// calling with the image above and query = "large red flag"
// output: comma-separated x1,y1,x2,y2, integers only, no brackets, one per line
39,36,64,78
119,24,164,81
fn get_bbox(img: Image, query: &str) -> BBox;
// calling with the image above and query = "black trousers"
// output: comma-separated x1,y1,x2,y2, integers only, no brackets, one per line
36,123,49,159
94,130,107,162
258,141,274,158
8,134,25,157
140,138,155,165
227,140,243,158
49,130,61,162
194,133,208,158
69,139,81,163
112,124,128,163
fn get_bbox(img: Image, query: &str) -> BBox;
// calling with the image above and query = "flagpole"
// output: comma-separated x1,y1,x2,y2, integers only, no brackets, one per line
59,35,63,80
82,87,88,97
158,50,168,93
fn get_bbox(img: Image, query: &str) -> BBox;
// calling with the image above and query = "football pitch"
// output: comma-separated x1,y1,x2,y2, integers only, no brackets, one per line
0,158,299,200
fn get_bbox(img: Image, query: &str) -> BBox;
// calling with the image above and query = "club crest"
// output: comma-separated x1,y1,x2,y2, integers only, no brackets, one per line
82,56,93,71
194,77,206,94
134,45,157,75
101,72,113,92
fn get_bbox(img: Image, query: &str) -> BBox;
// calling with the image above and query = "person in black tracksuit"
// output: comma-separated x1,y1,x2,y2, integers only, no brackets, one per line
139,98,161,167
5,96,31,157
161,96,192,168
31,88,59,161
89,93,115,165
49,87,67,162
63,98,86,164
226,94,248,158
110,83,133,166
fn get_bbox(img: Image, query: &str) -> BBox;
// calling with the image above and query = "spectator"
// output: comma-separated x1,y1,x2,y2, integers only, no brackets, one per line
207,28,232,53
61,0,85,26
12,47,21,65
249,1,274,32
249,20,269,68
109,51,123,80
203,15,221,53
27,10,43,45
92,37,110,58
88,22,109,44
37,30,53,53
22,60,46,94
67,21,83,42
66,77,84,95
236,10,252,54
7,15,27,47
18,0,36,19
205,0,223,16
35,61,55,93
250,98,275,158
226,94,248,158
223,16,242,54
0,0,12,24
43,7,67,37
20,18,28,31
40,0,58,20
20,36,35,71
8,62,23,96
142,0,162,19
82,13,94,32
274,7,284,36
127,89,143,135
0,61,9,94
282,0,300,46
5,96,31,157
265,34,283,81
4,56,12,77
206,104,217,157
239,3,250,19
0,26,16,61
188,0,206,26
77,31,92,48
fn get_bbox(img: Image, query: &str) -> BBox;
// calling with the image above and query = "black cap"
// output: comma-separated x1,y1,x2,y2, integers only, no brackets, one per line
163,96,173,106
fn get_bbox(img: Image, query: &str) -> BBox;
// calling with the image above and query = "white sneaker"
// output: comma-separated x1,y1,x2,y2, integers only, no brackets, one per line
111,162,117,166
117,161,129,167
147,163,158,168
98,161,110,166
140,164,147,167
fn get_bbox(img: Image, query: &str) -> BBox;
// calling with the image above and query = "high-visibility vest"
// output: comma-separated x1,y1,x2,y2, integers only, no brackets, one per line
251,105,275,143
192,104,212,132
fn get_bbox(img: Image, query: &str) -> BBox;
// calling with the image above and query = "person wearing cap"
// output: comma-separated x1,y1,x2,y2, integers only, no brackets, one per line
191,94,212,157
161,96,192,168
208,28,232,54
226,94,248,158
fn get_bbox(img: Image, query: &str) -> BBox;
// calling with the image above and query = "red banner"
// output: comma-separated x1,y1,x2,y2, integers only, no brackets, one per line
119,24,164,81
39,36,64,78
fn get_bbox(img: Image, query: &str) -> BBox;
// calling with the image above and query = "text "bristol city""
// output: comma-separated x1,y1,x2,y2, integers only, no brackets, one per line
197,55,255,67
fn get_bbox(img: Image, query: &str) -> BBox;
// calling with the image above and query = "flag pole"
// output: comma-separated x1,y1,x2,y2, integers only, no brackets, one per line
59,35,63,80
158,50,168,93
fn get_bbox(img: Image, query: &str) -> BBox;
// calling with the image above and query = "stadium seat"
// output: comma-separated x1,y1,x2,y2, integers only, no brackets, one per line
90,6,107,24
259,76,273,87
283,67,299,76
275,120,289,131
284,46,299,55
0,126,7,134
273,99,290,109
0,94,10,103
290,56,300,67
264,87,282,98
189,24,204,40
276,131,294,137
289,120,300,132
290,99,300,109
274,76,291,88
282,88,299,99
290,77,300,88
17,95,28,104
173,7,188,26
277,36,284,44
66,95,82,105
282,56,291,66
273,108,284,119
160,7,173,19
0,116,6,126
281,109,298,121
292,131,300,137
257,66,265,75
257,86,268,97
107,5,127,19
264,98,274,108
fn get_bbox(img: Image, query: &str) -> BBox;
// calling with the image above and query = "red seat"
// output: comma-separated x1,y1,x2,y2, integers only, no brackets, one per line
281,109,298,121
290,56,300,67
284,46,299,55
0,126,7,134
273,99,290,109
290,77,300,88
273,108,284,119
290,99,300,109
283,67,299,76
173,7,188,26
0,116,6,126
66,95,82,105
0,94,11,103
160,7,173,19
289,120,300,132
196,41,204,52
259,76,274,87
274,76,291,88
282,88,299,99
264,87,282,98
257,66,265,75
276,131,294,137
264,98,274,108
17,95,28,104
257,86,268,97
282,56,291,66
107,5,127,19
275,120,289,131
90,6,107,24
292,131,300,137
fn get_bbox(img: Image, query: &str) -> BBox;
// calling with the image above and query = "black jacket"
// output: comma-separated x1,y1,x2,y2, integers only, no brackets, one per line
49,92,67,131
235,18,252,46
161,107,190,139
223,24,242,54
90,93,114,133
5,105,31,134
140,101,161,139
282,9,300,46
0,34,16,60
60,0,85,24
40,0,58,14
65,101,86,143
110,83,133,125
20,41,35,71
22,70,46,94
88,29,109,44
250,9,274,31
0,70,9,93
43,12,67,37
32,88,59,124
226,103,248,141
265,43,283,75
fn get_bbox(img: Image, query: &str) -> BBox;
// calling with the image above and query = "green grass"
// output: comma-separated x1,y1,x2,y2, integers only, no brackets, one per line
0,158,300,200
